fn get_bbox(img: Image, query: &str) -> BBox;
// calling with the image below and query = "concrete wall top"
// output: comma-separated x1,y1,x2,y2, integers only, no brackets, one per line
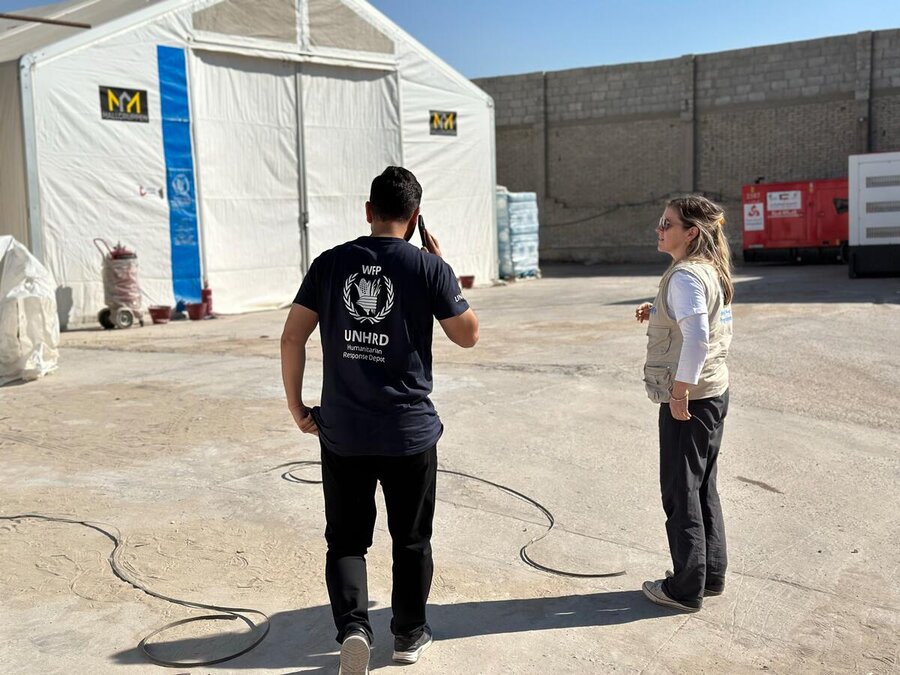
874,29,900,90
477,29,900,128
695,33,857,107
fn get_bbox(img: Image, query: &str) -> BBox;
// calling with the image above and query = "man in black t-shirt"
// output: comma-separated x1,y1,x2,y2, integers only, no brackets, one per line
281,166,478,674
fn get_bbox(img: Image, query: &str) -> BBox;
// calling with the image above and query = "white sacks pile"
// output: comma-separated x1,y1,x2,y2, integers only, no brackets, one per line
0,236,60,386
496,188,540,279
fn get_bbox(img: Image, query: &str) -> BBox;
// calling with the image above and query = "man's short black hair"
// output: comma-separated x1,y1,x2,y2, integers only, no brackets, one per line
369,166,422,221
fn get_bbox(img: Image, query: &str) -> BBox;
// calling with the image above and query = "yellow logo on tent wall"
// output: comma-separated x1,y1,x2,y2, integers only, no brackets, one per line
430,110,457,136
99,86,149,123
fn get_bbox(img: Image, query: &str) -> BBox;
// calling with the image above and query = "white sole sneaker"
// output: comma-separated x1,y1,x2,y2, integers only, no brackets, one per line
339,634,370,675
392,635,433,664
642,580,701,613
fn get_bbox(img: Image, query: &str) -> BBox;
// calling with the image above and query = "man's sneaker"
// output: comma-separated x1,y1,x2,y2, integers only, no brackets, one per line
665,569,725,596
338,631,370,675
392,625,433,664
642,579,702,613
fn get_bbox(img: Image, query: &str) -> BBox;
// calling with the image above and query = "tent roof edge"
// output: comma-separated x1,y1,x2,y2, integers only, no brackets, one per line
341,0,493,106
15,0,193,67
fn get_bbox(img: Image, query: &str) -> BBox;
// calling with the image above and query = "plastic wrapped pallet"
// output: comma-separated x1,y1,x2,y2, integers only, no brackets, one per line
508,194,540,235
507,191,541,277
0,236,60,386
496,186,514,279
510,232,539,277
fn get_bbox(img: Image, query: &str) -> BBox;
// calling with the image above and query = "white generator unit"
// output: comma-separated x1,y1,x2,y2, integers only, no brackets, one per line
848,152,900,277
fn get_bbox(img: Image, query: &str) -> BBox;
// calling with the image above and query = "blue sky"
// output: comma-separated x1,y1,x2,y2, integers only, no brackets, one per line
2,0,900,78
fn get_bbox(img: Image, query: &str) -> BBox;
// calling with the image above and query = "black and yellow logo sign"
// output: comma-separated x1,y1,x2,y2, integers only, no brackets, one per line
99,86,149,123
430,110,457,136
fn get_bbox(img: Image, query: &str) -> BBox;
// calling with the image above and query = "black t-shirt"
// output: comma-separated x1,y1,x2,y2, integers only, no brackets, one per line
293,236,469,456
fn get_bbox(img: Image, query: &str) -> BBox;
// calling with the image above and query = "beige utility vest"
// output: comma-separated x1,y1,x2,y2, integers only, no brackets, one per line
643,260,733,403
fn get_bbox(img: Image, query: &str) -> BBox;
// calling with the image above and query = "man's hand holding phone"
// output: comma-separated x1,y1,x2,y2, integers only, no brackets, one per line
418,215,443,259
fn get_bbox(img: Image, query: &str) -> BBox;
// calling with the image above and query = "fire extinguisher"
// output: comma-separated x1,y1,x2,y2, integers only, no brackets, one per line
201,285,213,316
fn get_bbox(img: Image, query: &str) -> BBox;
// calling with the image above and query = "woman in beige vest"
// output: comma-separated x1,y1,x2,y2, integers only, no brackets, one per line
635,195,734,613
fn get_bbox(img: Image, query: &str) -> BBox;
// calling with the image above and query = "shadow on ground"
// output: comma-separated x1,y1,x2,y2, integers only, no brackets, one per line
111,591,672,672
583,262,900,305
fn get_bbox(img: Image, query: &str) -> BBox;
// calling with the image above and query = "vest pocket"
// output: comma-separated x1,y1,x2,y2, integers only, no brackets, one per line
643,364,673,403
646,326,671,356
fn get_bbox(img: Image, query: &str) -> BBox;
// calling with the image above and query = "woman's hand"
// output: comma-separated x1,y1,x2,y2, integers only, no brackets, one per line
635,302,652,323
668,383,691,421
289,402,319,435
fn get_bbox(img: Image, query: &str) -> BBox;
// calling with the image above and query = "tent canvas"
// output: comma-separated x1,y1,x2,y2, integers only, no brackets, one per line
0,0,497,326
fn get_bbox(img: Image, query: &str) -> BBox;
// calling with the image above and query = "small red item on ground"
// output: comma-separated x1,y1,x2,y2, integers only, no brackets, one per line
186,302,207,321
148,305,171,324
201,286,213,315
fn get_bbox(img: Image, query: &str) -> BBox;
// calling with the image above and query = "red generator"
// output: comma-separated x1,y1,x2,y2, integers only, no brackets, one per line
741,179,848,263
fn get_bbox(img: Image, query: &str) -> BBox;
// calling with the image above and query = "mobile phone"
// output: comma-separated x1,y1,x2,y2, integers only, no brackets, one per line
417,215,427,247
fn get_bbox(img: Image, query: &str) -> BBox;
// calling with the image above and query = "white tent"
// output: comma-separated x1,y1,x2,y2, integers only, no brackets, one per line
0,0,497,326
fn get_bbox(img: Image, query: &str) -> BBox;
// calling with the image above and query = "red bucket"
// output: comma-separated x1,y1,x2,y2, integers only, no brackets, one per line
186,302,207,321
148,305,171,324
459,275,475,289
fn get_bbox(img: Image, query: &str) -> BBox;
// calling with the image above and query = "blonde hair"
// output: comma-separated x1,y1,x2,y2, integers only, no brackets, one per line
667,195,734,305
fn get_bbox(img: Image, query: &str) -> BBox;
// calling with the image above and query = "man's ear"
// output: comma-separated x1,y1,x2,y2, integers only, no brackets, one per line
365,201,374,224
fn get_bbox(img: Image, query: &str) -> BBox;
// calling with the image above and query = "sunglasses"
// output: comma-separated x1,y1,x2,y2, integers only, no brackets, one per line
657,216,697,232
657,216,675,231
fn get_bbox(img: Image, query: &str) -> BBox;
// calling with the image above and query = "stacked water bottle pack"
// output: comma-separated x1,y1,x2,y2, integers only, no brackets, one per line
496,187,514,279
496,187,540,279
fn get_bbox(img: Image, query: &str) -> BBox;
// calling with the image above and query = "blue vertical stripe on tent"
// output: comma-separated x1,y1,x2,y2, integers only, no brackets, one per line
158,45,201,303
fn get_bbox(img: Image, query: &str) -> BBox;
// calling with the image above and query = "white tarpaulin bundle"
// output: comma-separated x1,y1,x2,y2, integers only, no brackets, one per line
0,0,497,326
0,236,59,385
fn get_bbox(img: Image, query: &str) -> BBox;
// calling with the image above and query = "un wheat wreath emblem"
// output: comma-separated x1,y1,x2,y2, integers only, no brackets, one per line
343,273,394,324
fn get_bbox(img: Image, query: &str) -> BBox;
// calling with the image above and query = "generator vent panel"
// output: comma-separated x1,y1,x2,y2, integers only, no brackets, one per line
866,226,900,239
865,200,900,214
866,175,900,188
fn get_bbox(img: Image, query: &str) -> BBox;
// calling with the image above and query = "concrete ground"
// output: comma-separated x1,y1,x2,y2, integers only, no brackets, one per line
1,263,898,674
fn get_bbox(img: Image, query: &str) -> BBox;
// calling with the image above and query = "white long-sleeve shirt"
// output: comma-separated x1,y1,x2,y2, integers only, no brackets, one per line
666,270,710,385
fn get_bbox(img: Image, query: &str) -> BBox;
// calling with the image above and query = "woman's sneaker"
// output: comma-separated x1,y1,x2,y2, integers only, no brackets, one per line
665,569,725,596
642,580,702,612
339,631,370,675
392,625,433,664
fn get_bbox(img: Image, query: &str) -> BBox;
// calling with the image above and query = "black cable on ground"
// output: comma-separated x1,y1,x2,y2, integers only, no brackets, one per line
276,460,626,579
0,514,270,668
2,462,623,667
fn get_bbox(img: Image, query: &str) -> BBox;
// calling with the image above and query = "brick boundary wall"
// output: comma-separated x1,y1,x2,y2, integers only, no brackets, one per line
475,30,900,263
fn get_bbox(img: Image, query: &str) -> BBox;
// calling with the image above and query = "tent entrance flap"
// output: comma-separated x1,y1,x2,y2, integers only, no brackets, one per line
191,50,303,314
0,61,28,248
301,63,402,257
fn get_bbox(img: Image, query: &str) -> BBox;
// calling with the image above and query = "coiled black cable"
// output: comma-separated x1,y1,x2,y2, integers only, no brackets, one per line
1,462,624,667
0,514,269,668
277,460,626,579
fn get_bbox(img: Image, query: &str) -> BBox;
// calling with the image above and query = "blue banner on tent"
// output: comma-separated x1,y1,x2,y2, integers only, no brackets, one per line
158,45,201,303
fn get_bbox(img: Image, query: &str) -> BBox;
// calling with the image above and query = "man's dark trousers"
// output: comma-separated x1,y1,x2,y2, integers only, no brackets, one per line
321,442,437,644
659,389,729,607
